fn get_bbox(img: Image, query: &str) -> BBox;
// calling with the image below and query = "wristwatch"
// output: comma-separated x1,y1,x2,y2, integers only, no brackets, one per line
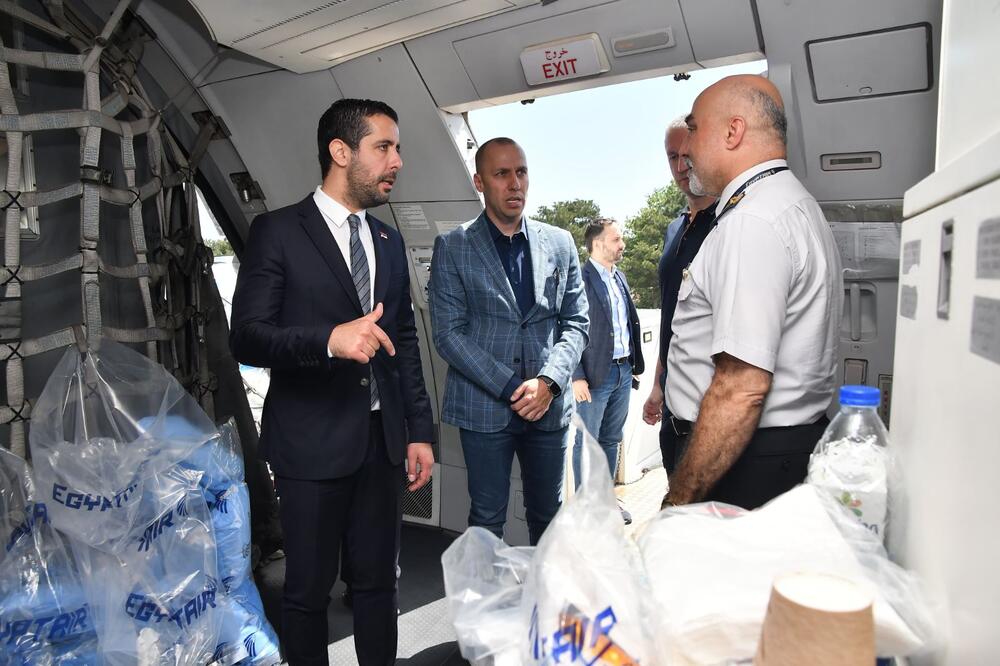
537,374,561,397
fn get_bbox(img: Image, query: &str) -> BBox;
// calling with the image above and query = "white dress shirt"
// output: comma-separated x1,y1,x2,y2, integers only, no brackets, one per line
314,186,380,409
313,186,375,309
666,159,843,427
589,258,632,360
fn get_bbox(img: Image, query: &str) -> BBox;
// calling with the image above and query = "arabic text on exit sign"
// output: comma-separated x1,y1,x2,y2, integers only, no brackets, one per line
520,33,610,86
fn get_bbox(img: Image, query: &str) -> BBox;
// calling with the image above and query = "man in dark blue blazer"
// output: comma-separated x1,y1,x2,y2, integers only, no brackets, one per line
572,219,644,521
230,99,434,666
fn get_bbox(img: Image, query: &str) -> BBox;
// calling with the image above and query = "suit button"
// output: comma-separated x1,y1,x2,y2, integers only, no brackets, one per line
521,323,527,329
360,377,369,387
514,357,520,363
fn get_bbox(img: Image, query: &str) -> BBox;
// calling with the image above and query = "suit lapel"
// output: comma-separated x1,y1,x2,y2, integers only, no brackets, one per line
522,219,550,321
298,196,363,313
469,213,518,306
368,215,390,308
585,261,613,325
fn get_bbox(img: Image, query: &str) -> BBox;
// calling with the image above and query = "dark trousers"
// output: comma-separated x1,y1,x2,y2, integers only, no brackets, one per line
659,404,680,475
275,414,402,666
682,417,829,510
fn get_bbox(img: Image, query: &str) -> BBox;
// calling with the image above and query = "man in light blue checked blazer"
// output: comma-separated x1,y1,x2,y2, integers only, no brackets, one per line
428,138,589,545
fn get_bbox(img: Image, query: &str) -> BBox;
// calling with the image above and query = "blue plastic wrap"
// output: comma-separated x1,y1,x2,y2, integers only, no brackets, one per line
0,449,98,658
211,580,280,666
211,483,253,591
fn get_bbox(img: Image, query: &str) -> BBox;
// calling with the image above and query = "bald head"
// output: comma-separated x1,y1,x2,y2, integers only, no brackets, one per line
679,75,788,195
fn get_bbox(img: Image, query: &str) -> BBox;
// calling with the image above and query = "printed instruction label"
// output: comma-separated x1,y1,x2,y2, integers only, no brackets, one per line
971,297,1000,365
435,220,465,235
391,204,430,231
902,239,921,273
899,285,918,319
977,218,1000,279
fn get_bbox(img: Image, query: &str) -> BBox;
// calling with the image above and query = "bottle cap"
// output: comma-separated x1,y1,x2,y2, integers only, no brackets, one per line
839,385,880,407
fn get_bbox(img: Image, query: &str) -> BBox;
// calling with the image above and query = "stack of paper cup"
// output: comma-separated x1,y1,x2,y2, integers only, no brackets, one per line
754,571,875,666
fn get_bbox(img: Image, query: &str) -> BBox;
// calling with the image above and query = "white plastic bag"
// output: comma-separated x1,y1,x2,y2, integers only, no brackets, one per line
637,484,940,664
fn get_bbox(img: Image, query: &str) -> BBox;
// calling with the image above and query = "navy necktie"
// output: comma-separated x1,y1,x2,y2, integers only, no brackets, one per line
348,214,378,408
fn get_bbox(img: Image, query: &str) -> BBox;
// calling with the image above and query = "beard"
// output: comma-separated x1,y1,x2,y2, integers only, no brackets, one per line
347,160,395,209
685,158,708,197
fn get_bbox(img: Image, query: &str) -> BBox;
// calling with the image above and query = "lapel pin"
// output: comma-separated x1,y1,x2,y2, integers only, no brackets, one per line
379,231,388,239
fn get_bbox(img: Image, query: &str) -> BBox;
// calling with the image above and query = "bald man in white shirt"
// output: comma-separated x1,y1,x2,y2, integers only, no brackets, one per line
661,75,843,509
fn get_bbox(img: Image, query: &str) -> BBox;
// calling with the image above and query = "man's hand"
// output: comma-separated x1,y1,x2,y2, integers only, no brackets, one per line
643,383,664,425
511,378,553,422
406,442,434,491
327,302,396,363
572,379,591,403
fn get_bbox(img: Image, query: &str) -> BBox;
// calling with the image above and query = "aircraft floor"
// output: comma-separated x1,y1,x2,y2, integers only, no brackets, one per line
255,465,669,664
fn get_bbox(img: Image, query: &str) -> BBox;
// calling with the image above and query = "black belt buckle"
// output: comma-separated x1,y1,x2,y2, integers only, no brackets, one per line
670,415,692,437
612,356,629,365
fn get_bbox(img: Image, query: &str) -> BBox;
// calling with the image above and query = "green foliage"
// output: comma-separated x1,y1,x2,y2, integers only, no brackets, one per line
532,199,601,259
531,186,687,309
205,238,233,257
619,183,687,308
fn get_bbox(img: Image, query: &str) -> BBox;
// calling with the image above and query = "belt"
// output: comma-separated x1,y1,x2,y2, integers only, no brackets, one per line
611,356,630,365
670,415,693,437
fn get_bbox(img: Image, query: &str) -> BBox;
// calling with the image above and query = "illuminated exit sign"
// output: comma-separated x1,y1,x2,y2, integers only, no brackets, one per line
520,33,610,86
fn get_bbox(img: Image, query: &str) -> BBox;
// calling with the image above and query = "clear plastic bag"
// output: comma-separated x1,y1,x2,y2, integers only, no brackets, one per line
442,416,656,665
442,527,533,664
70,466,222,664
21,339,278,664
521,415,657,665
0,449,98,658
29,339,217,552
637,484,942,664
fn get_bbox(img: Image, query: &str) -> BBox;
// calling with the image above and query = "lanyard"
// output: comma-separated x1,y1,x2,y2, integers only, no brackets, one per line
711,166,789,227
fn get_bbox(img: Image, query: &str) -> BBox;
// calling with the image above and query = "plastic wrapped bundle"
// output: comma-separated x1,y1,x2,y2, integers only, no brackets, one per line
0,449,98,659
71,466,222,664
211,579,280,666
210,482,253,592
29,340,217,552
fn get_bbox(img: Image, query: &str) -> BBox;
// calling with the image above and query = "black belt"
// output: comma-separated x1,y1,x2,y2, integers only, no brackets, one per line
670,416,693,437
611,356,630,365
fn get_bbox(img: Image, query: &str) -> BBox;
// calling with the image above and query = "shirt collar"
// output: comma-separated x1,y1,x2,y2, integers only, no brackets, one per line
589,257,617,281
313,186,366,228
717,159,788,215
485,212,527,241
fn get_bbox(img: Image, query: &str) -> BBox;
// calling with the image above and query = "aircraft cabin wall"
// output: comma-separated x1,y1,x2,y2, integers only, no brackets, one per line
74,0,943,541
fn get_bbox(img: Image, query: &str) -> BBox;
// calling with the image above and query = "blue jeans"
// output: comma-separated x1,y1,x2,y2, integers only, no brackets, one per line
573,361,632,488
460,422,568,546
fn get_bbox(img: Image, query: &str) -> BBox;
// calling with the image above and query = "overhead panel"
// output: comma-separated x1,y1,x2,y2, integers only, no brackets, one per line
807,24,933,102
186,0,540,74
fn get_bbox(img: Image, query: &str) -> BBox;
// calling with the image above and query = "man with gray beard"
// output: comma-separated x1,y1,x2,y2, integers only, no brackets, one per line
660,75,843,510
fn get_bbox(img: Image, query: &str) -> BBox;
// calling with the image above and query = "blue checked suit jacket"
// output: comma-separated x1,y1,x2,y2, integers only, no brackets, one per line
428,213,589,432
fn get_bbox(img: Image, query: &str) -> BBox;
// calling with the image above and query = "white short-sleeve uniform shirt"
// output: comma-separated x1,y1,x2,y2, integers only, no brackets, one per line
666,159,843,427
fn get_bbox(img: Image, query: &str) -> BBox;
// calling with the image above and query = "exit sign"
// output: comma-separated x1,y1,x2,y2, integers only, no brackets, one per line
520,33,610,86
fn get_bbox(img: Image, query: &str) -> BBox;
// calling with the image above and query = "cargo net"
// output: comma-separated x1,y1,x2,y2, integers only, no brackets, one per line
0,0,224,456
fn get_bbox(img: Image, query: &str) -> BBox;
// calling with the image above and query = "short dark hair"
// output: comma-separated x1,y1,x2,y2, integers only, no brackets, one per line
584,218,616,253
317,98,399,178
474,137,519,174
749,88,787,146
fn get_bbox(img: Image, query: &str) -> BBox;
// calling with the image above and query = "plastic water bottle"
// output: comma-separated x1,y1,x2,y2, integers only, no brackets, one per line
807,385,891,541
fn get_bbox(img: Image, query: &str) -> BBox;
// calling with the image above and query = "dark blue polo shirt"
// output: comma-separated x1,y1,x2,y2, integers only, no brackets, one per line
658,203,718,377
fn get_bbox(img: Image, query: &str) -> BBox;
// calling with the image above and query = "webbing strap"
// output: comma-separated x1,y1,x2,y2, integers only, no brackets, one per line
0,47,84,70
1,328,78,361
0,1,71,40
0,110,155,136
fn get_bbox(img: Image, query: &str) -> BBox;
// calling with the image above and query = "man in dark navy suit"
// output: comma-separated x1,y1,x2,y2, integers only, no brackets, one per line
572,219,644,522
230,99,434,666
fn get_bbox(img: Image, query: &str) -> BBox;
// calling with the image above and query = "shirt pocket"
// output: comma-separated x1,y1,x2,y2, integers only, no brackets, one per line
676,273,696,303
